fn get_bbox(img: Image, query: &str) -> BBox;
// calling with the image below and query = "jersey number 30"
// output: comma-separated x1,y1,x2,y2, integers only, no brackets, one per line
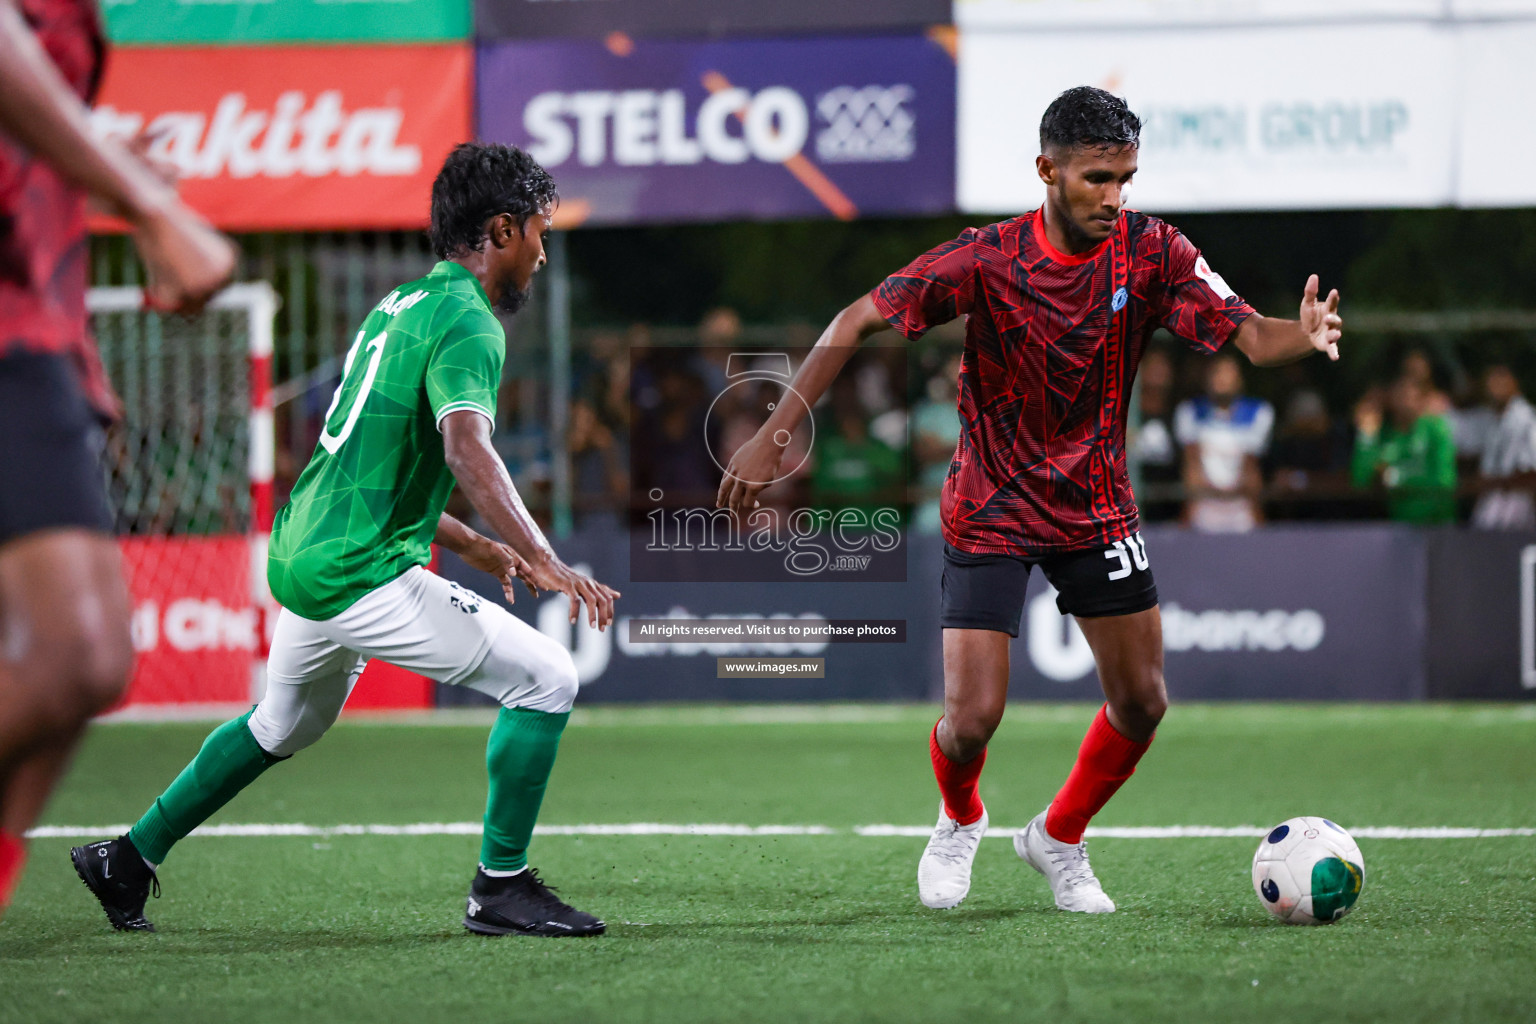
319,330,389,454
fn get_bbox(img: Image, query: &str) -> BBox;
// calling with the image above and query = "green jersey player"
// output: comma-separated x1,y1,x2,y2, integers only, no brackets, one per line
71,143,620,938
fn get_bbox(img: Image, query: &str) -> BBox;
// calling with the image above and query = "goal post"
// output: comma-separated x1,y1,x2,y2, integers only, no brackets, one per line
87,282,278,707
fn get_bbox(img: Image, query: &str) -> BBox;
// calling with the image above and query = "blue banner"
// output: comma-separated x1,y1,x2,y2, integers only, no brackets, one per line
476,35,957,225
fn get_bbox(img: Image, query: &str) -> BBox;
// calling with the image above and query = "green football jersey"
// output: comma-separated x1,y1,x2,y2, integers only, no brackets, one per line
268,261,504,619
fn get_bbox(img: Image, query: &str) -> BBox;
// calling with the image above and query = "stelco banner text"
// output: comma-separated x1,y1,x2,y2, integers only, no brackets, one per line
476,35,957,226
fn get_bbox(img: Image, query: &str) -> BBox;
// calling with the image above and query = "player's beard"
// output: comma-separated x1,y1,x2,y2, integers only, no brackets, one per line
496,284,533,316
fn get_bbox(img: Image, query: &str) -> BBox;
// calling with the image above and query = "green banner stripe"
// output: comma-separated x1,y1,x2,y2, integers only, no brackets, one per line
102,0,470,44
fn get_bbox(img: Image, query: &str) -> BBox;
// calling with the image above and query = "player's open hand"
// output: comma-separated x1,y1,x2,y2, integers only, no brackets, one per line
1300,274,1342,362
523,554,621,631
716,431,786,516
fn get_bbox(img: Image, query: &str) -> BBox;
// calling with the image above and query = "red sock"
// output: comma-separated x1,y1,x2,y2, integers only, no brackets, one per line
1045,706,1152,844
930,719,986,826
0,830,26,913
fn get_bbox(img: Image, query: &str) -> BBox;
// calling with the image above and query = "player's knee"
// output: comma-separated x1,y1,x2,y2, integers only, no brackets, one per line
536,649,580,714
946,707,1002,756
11,624,133,728
248,689,336,758
1109,671,1167,734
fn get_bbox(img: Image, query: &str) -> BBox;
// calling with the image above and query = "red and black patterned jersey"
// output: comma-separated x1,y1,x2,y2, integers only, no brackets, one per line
873,207,1255,556
0,0,114,418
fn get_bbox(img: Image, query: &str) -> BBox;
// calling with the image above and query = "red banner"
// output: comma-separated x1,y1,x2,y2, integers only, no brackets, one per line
121,535,256,706
90,45,472,231
117,536,435,710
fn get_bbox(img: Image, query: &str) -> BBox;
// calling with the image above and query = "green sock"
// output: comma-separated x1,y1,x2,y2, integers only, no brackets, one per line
128,709,284,865
479,706,569,872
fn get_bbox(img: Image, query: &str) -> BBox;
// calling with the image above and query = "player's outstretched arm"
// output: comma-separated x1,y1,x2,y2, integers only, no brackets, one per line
440,410,619,630
716,293,890,515
0,0,235,312
1231,274,1342,368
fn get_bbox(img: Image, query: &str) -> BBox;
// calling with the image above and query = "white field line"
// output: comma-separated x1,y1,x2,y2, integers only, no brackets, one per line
24,823,1536,841
93,703,1536,728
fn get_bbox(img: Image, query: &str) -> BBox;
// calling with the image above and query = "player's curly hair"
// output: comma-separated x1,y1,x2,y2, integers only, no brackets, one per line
429,142,559,260
1039,86,1141,153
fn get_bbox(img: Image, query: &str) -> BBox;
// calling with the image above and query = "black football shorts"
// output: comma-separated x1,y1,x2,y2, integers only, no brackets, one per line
0,351,113,547
940,533,1159,637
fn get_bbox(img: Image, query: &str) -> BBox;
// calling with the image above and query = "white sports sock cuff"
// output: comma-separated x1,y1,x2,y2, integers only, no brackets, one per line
478,864,527,878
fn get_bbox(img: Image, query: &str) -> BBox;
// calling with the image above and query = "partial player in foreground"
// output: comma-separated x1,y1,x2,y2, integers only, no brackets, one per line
0,0,235,916
719,87,1342,914
72,143,619,937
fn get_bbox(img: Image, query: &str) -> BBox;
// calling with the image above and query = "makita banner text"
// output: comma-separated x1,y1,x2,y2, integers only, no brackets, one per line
91,46,472,231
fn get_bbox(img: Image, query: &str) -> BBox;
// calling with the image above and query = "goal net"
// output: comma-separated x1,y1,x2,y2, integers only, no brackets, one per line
87,284,277,707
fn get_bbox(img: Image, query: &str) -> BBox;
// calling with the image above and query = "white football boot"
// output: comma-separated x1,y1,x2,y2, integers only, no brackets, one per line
917,802,988,909
1014,808,1116,913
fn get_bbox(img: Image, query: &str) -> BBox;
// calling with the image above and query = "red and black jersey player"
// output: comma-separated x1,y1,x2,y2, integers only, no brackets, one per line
718,86,1342,913
0,0,234,916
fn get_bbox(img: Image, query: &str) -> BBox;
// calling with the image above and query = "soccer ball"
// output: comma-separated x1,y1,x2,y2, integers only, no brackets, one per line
1251,816,1365,925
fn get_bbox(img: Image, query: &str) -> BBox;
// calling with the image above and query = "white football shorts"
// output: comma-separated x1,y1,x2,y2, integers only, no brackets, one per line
249,566,578,757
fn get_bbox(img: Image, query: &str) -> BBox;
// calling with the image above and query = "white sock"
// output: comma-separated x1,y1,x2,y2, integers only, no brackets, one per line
143,857,159,871
478,864,526,878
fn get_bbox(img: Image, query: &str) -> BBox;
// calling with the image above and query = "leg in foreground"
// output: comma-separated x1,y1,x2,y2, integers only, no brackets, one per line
918,627,1011,909
72,613,360,932
1016,605,1165,913
0,531,134,915
458,609,603,937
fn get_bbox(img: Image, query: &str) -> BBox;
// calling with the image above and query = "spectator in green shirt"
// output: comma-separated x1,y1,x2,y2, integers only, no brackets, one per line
811,379,905,519
1351,375,1457,524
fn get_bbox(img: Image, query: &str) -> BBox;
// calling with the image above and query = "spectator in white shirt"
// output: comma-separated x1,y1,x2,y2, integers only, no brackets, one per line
1176,354,1274,533
1471,364,1536,530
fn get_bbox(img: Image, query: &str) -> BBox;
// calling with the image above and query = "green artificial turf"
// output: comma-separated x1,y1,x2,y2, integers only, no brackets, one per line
4,703,1534,1023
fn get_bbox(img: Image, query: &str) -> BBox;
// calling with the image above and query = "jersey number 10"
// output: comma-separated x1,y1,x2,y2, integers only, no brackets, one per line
319,330,389,455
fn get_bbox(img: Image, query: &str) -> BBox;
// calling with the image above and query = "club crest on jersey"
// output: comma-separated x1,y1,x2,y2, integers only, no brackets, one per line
1111,287,1128,312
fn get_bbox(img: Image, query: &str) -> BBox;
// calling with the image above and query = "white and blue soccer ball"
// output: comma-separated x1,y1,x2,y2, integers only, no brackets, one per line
1251,816,1365,925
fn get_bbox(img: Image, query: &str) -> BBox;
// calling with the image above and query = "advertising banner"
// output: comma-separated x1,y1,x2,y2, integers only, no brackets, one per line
120,536,256,706
90,46,472,231
101,0,469,45
1454,22,1536,207
1006,526,1428,701
958,24,1456,213
474,0,950,40
436,526,1436,705
476,35,956,226
955,0,1440,30
1424,531,1536,699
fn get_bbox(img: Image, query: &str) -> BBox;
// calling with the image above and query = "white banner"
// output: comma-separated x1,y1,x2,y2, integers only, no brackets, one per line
956,0,1441,29
1451,0,1536,15
958,24,1457,213
1455,21,1536,206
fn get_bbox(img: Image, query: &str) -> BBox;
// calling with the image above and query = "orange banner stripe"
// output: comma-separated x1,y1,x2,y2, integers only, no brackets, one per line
700,70,858,221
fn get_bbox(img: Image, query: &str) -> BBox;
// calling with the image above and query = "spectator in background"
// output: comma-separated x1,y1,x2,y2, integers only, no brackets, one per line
1471,364,1536,530
810,376,904,518
568,397,627,529
699,306,743,348
1352,375,1457,524
1400,349,1454,417
632,358,718,512
1129,347,1180,521
1268,389,1350,520
1175,353,1273,532
911,353,962,533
